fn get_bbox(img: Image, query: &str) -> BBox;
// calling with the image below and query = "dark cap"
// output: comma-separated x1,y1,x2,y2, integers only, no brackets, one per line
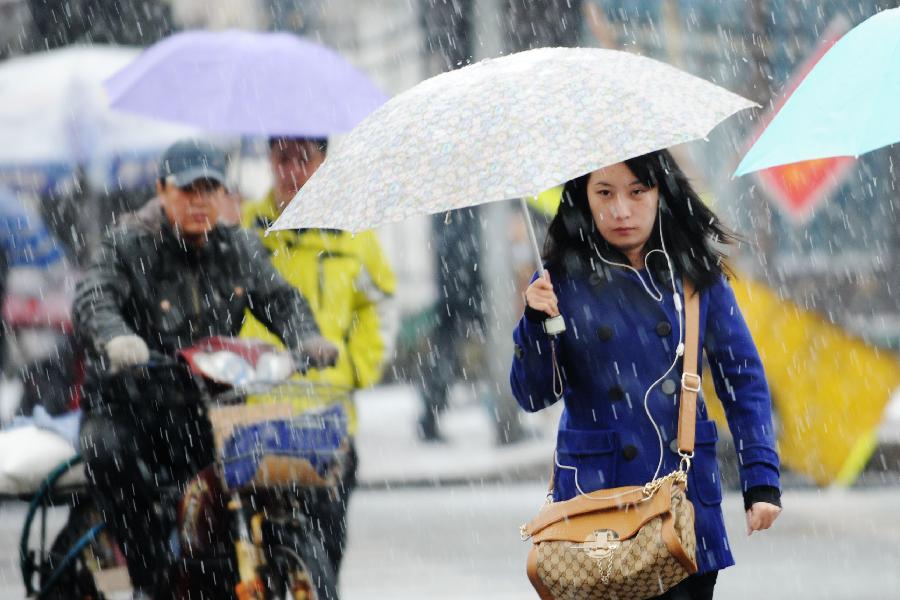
158,139,228,188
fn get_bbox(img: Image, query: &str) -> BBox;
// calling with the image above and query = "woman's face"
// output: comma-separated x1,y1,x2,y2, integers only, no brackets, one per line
586,162,659,264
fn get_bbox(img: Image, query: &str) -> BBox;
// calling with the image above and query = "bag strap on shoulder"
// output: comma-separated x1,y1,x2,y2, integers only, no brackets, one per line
677,278,700,456
544,277,702,495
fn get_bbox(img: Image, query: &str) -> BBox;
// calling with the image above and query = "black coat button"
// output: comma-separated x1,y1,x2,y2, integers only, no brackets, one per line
622,445,638,461
588,271,604,288
514,344,524,359
661,379,677,395
597,325,613,341
669,439,679,454
656,321,672,337
608,386,625,401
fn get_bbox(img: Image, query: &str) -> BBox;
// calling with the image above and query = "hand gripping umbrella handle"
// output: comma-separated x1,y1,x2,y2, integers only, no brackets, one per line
519,198,566,336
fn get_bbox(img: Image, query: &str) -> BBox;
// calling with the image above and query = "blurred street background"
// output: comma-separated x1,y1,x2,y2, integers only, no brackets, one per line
0,1,898,598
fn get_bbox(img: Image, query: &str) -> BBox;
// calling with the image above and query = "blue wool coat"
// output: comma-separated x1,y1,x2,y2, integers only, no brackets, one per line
510,266,780,574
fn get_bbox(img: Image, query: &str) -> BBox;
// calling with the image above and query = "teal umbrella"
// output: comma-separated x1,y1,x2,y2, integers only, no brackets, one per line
734,7,900,176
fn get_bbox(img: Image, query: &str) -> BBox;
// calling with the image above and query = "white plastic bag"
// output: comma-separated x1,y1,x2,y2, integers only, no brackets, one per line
0,425,85,495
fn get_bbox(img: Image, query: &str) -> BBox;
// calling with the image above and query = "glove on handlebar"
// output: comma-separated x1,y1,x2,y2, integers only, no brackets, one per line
105,334,150,373
291,335,339,374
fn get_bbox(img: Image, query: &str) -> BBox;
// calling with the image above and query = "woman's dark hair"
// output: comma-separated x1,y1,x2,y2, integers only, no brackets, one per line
542,149,737,290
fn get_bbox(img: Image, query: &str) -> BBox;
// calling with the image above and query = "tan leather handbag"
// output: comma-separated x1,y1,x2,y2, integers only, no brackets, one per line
521,282,701,600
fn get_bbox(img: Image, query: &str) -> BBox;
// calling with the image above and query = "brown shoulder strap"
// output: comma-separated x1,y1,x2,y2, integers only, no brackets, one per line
677,279,700,455
542,278,702,495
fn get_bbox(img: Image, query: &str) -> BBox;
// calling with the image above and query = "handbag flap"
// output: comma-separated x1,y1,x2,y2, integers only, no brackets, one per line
524,478,677,542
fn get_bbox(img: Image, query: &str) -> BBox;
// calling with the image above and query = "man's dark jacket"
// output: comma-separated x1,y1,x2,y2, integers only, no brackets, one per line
73,200,319,376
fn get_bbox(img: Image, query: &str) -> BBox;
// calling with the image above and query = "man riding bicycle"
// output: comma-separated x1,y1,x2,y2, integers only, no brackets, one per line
73,139,337,600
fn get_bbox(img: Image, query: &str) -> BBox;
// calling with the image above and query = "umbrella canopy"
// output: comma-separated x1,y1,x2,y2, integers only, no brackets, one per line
104,30,388,137
0,46,195,191
271,47,754,233
734,7,900,176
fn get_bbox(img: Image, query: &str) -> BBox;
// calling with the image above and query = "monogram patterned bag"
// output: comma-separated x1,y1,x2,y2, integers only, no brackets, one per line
521,282,701,600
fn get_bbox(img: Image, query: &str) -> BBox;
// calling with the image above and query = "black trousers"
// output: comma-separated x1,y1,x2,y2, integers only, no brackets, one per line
295,444,358,574
415,310,485,438
649,571,718,600
80,402,215,592
416,313,457,430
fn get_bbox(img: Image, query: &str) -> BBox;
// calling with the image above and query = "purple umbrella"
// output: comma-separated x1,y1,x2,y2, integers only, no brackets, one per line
104,30,387,137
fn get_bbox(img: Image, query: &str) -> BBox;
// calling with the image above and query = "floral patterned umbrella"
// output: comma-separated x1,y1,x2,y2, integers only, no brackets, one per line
271,47,753,237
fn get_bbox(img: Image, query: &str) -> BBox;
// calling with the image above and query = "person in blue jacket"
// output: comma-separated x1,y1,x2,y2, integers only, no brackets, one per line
0,185,66,379
510,150,781,600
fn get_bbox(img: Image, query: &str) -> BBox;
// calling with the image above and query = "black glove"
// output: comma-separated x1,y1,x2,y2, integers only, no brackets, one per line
291,335,339,374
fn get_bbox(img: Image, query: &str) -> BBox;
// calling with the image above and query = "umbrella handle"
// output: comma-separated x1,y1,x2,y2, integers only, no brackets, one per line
519,198,566,336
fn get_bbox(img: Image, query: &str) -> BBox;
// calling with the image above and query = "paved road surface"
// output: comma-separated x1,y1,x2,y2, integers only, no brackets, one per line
2,484,898,599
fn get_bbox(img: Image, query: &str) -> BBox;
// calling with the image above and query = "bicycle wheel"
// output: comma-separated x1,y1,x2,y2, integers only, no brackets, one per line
40,498,120,600
262,520,339,600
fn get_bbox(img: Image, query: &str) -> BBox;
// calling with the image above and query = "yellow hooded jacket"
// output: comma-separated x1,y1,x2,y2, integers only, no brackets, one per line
240,193,397,433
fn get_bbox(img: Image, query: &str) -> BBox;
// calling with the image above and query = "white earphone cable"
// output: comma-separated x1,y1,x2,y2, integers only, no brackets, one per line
554,197,686,497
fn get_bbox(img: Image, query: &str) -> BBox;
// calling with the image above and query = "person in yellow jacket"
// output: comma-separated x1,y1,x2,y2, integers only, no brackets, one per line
240,136,397,577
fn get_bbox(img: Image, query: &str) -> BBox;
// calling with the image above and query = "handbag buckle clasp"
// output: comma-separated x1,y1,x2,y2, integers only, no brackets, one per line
572,530,621,584
571,530,620,557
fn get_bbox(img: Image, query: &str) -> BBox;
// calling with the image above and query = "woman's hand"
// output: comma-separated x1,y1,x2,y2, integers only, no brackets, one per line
524,272,559,317
746,502,781,536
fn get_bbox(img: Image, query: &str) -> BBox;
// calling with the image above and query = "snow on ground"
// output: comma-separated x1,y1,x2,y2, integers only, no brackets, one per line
355,383,560,486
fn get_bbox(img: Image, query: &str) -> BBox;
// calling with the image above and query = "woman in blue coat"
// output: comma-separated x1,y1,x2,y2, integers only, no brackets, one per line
510,150,781,600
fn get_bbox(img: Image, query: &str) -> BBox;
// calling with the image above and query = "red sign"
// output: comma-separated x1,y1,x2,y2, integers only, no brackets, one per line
755,157,854,221
750,17,854,223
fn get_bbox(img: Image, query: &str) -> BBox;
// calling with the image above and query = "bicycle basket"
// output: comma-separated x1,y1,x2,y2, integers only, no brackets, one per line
208,382,350,490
